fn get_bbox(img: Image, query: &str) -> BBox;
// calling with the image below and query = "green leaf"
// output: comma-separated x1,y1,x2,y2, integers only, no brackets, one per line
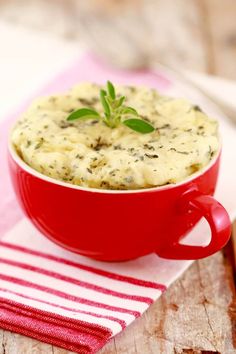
100,89,111,117
116,96,125,108
67,108,100,121
66,81,154,134
123,119,155,134
107,81,116,99
120,106,138,116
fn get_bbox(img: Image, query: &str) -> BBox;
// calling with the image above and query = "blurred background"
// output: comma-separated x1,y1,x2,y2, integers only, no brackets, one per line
0,0,236,79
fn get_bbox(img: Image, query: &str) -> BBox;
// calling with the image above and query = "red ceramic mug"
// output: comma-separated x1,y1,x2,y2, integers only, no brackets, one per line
8,140,231,261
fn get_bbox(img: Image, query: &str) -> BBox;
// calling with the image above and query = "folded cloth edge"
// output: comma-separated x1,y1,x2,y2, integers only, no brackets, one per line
0,296,112,354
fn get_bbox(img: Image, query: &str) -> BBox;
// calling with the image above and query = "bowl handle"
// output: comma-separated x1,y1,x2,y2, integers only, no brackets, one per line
158,191,231,260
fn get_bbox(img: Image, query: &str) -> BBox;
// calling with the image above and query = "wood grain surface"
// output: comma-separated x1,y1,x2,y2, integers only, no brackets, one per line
0,0,236,353
1,0,236,78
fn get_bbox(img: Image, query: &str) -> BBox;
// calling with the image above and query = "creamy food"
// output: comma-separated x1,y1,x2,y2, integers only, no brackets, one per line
11,83,219,190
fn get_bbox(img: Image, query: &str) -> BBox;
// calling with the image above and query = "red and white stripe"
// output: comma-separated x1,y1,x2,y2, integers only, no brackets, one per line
0,219,175,353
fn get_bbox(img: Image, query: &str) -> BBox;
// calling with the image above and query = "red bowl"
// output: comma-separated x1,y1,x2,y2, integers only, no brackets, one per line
8,141,231,261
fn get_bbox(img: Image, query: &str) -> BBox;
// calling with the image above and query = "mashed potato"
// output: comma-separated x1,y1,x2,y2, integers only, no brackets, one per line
11,83,219,190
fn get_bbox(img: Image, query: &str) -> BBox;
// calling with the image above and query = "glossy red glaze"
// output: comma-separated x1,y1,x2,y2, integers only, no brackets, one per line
8,146,231,261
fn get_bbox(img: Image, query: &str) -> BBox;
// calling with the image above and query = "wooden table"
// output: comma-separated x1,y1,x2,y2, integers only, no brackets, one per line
0,0,236,353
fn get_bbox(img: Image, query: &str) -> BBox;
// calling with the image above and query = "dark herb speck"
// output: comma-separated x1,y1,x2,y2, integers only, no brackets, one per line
125,176,134,183
169,147,189,155
193,105,203,112
66,108,74,113
35,138,44,149
145,153,159,159
144,144,155,151
157,124,170,130
90,120,99,125
78,98,93,106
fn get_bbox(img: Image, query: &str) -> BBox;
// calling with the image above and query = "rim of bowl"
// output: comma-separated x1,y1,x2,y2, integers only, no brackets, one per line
8,133,222,194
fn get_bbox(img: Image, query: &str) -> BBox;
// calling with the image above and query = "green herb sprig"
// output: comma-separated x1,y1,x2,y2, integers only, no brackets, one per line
67,81,155,134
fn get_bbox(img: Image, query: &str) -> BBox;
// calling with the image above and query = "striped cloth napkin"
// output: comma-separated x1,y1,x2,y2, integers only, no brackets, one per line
0,54,236,353
0,220,181,353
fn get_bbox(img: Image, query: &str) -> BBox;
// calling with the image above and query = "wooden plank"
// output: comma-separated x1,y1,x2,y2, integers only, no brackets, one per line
69,0,208,71
0,0,76,38
0,0,207,72
201,0,236,79
0,331,54,354
99,251,235,353
1,0,236,78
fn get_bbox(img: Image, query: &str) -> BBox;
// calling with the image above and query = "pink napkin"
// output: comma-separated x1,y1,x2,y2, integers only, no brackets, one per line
0,54,235,353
